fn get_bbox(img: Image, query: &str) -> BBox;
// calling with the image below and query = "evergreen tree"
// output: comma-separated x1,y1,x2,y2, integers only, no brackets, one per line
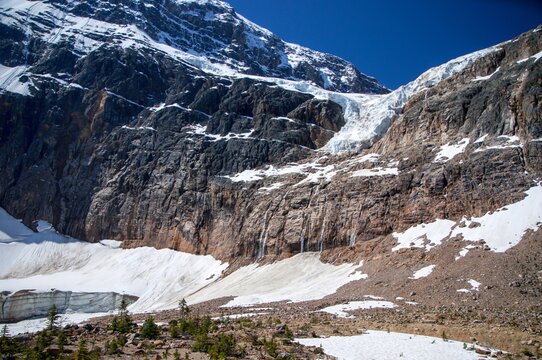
47,304,59,331
57,330,67,353
141,317,160,339
173,349,180,360
110,298,133,333
74,338,89,360
1,324,9,338
35,330,52,353
179,298,190,320
0,324,18,359
170,321,180,339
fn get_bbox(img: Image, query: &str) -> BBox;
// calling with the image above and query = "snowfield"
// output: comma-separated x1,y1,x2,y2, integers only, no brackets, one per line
5,313,112,336
188,254,367,307
0,208,368,331
0,209,228,313
296,330,499,360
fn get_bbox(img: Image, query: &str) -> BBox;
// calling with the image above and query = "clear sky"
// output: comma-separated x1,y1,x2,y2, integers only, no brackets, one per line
227,0,542,90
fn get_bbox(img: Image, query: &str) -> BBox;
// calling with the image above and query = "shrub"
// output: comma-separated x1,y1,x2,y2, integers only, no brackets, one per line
192,332,211,353
207,334,238,360
141,317,160,339
263,338,278,358
105,339,121,355
74,338,89,360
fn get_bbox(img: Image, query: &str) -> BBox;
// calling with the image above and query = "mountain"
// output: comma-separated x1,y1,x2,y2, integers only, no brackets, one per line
0,0,541,272
0,0,388,94
0,0,389,250
1,1,542,355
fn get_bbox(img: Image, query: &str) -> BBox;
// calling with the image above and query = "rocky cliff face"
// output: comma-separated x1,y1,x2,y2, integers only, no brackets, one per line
0,0,540,264
0,0,387,94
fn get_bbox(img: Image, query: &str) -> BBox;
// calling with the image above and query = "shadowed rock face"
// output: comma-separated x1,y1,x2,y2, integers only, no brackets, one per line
0,0,540,262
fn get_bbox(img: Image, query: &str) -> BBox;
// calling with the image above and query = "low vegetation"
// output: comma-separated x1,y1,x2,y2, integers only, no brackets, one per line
0,302,322,359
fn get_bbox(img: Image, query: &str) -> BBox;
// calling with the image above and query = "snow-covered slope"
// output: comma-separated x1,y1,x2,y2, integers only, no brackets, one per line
187,253,366,307
323,44,502,152
391,183,542,254
0,207,368,316
0,209,228,312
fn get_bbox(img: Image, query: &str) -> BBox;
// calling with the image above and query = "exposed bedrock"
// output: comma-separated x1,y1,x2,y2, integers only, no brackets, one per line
0,19,541,261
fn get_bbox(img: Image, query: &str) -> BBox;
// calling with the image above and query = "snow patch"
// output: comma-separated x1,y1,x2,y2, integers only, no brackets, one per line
222,160,337,185
474,134,488,144
0,64,34,96
410,265,436,279
296,330,500,360
434,138,470,163
258,183,284,192
351,166,398,177
188,253,367,307
320,301,396,318
212,312,269,320
455,245,478,260
392,219,456,252
474,135,522,153
458,279,481,293
471,67,500,82
121,125,157,131
186,124,254,142
516,50,542,64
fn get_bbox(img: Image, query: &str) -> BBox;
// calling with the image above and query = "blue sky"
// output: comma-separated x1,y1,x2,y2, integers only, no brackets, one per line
227,0,542,89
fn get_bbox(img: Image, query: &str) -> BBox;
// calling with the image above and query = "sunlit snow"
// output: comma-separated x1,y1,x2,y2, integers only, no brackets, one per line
0,209,228,313
410,265,436,279
393,184,542,253
434,138,470,163
320,301,397,318
188,253,367,307
296,330,500,360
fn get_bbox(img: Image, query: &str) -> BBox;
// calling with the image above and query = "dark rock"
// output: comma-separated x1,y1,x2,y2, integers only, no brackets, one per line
0,0,540,269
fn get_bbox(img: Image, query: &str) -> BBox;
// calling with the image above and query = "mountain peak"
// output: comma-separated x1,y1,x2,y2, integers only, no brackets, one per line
0,0,388,93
